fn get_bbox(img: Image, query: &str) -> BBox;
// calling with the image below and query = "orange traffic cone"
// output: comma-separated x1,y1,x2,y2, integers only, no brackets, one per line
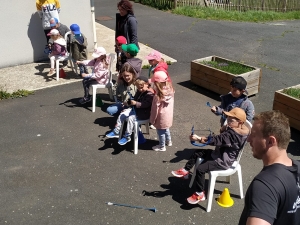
59,68,66,78
217,188,234,208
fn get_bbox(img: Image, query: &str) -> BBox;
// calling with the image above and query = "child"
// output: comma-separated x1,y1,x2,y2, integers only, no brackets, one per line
149,71,174,152
47,29,66,76
171,108,250,204
121,43,142,78
69,24,88,76
146,50,168,78
107,63,137,116
115,36,127,73
76,47,109,104
106,76,154,145
211,76,255,125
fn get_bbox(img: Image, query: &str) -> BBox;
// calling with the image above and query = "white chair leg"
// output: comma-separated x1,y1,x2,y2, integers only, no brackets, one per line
92,86,97,113
206,173,217,212
189,158,203,188
118,120,125,142
108,86,113,100
237,165,244,199
134,121,138,154
56,59,60,81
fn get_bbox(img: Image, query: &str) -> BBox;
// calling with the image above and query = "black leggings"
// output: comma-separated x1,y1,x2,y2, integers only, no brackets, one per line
82,79,98,98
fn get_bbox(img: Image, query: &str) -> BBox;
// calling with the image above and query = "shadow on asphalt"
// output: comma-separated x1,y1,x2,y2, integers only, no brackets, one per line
59,98,93,112
177,80,220,101
287,128,300,156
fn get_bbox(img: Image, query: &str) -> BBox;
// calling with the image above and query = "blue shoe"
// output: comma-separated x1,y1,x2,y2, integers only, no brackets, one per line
106,130,119,138
118,136,131,145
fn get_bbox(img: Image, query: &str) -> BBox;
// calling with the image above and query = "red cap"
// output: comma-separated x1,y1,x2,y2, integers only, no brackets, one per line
116,36,127,45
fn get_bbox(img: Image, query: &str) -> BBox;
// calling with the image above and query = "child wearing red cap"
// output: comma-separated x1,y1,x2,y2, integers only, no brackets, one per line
149,71,174,151
115,36,127,72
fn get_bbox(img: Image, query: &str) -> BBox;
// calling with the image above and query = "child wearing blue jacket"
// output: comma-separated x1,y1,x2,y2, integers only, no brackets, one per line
211,76,255,126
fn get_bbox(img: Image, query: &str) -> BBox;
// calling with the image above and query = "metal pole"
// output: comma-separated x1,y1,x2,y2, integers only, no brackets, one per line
90,0,97,49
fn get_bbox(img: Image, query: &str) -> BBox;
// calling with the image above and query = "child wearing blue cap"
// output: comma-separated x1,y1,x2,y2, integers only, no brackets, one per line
69,24,88,76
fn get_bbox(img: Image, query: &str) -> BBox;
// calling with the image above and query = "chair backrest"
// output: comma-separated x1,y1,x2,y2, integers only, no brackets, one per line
235,120,252,164
107,53,116,83
64,31,72,55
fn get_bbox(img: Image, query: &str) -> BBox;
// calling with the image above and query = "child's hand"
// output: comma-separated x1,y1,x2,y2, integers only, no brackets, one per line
130,100,136,106
190,134,202,142
76,61,82,65
211,106,217,113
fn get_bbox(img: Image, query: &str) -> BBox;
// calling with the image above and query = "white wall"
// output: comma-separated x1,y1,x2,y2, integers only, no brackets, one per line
0,0,94,68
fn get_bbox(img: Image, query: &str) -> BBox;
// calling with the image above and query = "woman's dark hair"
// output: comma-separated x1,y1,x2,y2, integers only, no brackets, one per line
117,0,134,15
119,63,136,84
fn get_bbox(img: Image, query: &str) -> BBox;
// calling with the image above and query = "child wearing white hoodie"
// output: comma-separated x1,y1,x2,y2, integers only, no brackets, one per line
47,29,66,76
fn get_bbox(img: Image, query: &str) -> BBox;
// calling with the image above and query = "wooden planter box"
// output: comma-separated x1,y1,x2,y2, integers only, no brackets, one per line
273,84,300,131
190,56,262,96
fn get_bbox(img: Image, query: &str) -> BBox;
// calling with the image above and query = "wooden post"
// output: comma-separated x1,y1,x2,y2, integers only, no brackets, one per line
174,0,177,9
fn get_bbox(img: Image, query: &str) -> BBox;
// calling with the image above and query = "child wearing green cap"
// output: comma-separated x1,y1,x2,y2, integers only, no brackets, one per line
120,43,142,78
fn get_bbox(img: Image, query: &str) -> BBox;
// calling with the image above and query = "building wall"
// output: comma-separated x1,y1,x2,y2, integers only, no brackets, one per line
0,0,94,68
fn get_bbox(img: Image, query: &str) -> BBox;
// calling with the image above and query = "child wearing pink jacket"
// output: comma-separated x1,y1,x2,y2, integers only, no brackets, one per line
77,47,110,104
149,71,174,152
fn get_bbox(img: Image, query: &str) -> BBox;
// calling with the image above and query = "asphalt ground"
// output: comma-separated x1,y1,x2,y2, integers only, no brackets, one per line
1,1,300,224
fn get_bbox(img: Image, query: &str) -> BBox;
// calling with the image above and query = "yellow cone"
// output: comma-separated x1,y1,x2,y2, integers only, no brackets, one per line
217,188,234,208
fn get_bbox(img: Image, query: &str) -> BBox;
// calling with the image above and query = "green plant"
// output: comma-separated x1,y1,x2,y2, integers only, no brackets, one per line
166,60,172,65
282,88,300,100
201,60,253,75
142,65,150,69
0,88,34,100
172,6,300,22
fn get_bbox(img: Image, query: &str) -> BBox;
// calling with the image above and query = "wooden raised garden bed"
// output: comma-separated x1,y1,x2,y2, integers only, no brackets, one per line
273,84,300,131
190,56,262,96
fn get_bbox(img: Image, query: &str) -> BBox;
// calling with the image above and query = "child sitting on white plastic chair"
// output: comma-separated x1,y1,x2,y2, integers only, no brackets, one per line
171,108,250,205
106,76,154,145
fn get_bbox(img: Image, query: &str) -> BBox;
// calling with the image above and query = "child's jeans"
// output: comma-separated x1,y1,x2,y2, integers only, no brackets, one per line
72,59,88,75
107,102,125,116
82,78,98,98
156,128,171,147
115,108,136,136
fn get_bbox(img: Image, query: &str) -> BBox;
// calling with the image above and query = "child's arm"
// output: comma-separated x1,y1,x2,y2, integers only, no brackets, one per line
131,92,154,108
149,96,159,125
244,100,255,122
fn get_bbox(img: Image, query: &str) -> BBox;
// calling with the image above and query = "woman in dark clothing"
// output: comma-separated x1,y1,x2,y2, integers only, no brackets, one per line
116,0,139,48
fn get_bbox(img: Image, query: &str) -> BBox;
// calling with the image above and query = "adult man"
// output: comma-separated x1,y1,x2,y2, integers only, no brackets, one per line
239,110,300,225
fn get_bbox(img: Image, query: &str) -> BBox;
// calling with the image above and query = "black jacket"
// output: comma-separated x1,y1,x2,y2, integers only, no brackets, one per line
116,13,139,48
134,90,154,120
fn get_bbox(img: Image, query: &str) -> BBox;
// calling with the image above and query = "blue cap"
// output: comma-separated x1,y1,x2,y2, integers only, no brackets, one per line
70,24,81,35
50,18,58,27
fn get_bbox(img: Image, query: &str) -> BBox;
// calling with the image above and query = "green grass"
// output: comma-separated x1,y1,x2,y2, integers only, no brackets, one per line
0,87,34,100
282,88,300,100
201,60,253,74
172,6,300,22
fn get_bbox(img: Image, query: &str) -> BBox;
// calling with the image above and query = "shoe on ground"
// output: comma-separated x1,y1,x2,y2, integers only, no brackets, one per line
152,145,166,152
149,124,156,130
187,192,206,204
47,69,56,76
79,97,91,104
166,140,172,146
118,136,131,145
171,168,189,178
106,130,119,138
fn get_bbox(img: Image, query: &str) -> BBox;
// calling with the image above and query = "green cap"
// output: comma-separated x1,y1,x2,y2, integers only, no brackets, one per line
122,43,139,56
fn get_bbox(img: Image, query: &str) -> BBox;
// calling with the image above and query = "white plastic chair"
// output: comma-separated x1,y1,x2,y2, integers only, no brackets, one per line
118,118,150,154
189,120,252,212
55,31,78,81
92,53,116,112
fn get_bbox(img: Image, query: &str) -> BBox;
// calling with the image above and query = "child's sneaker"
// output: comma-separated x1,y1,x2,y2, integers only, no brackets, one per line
187,192,206,204
79,97,91,104
47,69,56,76
106,130,119,138
152,145,166,152
118,135,131,145
171,168,189,178
149,124,156,130
166,140,172,146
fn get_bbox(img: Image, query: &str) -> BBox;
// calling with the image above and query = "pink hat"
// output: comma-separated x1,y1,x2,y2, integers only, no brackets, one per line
146,50,162,61
47,29,59,36
116,36,127,45
149,71,168,83
92,47,106,58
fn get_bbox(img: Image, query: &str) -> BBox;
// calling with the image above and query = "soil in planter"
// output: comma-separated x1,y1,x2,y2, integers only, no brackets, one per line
282,87,300,100
202,60,254,75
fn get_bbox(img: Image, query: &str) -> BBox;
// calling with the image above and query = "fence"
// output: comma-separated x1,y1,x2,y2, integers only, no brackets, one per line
137,0,300,11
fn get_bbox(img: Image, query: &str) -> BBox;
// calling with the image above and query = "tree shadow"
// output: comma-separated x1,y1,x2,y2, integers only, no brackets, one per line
287,128,300,156
177,80,220,102
58,97,93,112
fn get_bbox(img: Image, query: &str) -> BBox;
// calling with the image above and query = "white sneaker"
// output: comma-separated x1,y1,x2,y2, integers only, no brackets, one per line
152,145,166,152
149,125,156,130
166,141,172,146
